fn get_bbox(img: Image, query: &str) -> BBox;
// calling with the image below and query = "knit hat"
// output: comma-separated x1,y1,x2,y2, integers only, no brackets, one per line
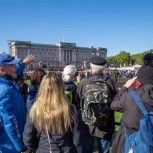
63,65,76,81
137,64,153,84
143,53,153,66
137,53,153,84
90,56,107,66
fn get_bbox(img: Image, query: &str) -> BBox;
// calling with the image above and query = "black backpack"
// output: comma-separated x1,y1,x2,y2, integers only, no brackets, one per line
81,77,110,127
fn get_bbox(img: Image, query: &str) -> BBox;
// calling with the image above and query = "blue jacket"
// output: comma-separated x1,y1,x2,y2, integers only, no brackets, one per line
0,62,27,153
15,62,25,83
26,84,39,113
0,77,27,153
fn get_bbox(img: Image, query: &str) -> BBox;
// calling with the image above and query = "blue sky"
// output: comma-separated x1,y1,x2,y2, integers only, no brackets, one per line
0,0,153,56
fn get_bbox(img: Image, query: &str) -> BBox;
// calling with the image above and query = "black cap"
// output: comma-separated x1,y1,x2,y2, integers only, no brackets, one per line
90,56,107,66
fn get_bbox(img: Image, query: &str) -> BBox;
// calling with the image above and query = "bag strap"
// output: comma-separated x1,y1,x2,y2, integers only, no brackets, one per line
101,75,109,82
45,124,52,153
89,75,109,83
129,90,148,116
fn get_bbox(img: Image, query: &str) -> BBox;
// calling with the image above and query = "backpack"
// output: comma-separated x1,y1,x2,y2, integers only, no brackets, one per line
81,77,110,127
65,90,72,104
124,90,153,153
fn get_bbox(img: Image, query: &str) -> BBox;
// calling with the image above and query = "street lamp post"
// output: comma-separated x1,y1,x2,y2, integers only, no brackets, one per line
83,60,87,70
39,61,42,68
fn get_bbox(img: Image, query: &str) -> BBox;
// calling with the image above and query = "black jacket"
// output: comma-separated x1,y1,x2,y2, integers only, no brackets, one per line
23,105,82,153
64,81,77,107
75,74,118,139
110,84,153,153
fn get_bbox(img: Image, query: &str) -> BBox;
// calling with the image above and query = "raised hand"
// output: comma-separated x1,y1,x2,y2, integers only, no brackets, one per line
123,76,137,88
23,54,35,66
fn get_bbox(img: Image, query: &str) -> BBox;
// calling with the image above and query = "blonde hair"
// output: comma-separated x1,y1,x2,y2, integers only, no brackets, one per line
29,72,74,133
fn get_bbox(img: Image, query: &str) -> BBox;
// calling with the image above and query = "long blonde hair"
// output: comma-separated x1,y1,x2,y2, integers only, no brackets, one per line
29,72,73,133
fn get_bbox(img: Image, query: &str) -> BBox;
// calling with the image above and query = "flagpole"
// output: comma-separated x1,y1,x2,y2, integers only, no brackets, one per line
62,33,64,42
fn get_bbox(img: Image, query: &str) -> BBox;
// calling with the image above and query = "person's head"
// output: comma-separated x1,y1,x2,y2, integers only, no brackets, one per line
29,72,74,133
90,56,107,74
143,53,153,66
30,68,46,85
137,53,153,84
0,54,20,79
62,64,77,81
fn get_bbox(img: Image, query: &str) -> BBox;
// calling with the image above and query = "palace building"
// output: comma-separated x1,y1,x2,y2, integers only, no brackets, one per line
9,40,107,70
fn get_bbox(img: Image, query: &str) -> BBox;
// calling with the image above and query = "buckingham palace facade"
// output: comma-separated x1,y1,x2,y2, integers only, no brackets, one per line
9,40,107,70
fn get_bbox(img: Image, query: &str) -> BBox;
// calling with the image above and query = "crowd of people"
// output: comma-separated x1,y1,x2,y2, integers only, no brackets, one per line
0,53,153,153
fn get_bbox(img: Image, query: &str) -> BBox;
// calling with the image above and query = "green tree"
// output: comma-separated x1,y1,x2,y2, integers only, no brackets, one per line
131,53,144,64
108,49,153,66
115,51,131,66
107,56,116,66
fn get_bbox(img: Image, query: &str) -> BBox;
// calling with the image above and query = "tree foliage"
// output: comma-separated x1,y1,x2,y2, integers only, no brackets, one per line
107,49,153,67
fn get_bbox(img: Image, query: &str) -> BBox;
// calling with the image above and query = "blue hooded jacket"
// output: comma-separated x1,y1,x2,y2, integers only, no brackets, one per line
0,62,27,153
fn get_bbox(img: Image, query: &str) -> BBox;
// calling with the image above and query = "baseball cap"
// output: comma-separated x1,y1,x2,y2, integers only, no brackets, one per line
0,54,20,67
